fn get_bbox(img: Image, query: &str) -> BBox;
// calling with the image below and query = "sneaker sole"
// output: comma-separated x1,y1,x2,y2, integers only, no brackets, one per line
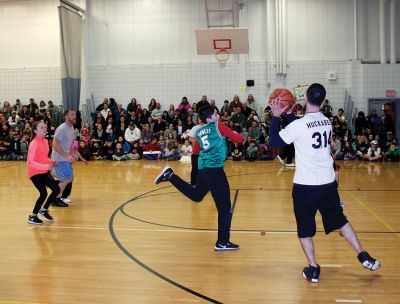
28,220,44,225
214,247,240,251
362,260,381,271
154,166,171,184
39,214,53,222
302,272,319,283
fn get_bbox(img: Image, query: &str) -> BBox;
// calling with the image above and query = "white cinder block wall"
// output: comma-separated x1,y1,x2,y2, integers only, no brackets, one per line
0,0,399,116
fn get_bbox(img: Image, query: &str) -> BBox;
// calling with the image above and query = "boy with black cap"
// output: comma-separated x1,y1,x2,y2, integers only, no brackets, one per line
155,105,244,251
269,83,381,283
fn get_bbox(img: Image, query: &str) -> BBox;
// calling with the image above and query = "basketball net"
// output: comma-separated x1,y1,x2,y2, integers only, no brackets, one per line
215,48,230,69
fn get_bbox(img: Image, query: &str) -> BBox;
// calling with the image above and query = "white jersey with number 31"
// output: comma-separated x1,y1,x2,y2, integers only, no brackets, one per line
279,112,335,185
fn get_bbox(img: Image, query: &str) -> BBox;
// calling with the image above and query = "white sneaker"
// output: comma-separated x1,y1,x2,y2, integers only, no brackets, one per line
276,155,285,165
60,198,71,204
285,163,295,167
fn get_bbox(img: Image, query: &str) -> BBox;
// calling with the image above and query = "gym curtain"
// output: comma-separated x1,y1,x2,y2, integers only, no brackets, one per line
58,5,82,111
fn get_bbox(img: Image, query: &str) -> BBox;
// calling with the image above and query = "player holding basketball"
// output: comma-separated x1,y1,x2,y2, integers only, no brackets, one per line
269,83,380,283
155,105,244,251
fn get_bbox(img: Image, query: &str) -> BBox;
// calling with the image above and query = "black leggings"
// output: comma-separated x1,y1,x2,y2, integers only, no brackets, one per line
170,167,232,244
30,173,60,214
279,143,295,164
62,182,73,198
190,155,199,185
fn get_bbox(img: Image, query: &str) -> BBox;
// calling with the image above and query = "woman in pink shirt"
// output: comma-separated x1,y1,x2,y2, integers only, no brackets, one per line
27,121,60,225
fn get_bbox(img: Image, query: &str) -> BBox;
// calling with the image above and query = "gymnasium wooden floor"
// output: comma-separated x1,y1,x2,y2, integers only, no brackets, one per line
0,160,399,304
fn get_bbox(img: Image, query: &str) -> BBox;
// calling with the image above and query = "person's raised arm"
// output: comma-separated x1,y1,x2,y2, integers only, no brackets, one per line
217,122,244,144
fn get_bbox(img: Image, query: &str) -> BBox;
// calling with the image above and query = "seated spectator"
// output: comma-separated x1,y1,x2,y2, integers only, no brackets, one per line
197,95,209,107
20,135,29,160
39,100,47,114
241,101,252,117
148,98,157,112
129,142,141,160
102,140,115,160
241,127,249,142
247,140,258,161
176,120,185,141
47,100,59,114
158,134,166,151
220,111,231,125
248,121,262,145
91,141,103,160
108,97,118,111
210,100,219,115
143,137,161,160
94,112,106,129
151,103,163,120
229,95,242,113
258,143,274,160
232,107,246,131
163,141,180,160
127,98,138,117
161,111,171,124
331,133,343,160
168,104,175,121
96,98,109,112
178,97,191,113
185,115,195,131
180,139,193,156
153,117,166,135
386,142,399,161
2,101,12,118
112,142,128,161
80,123,91,145
141,123,153,143
247,94,258,114
124,122,141,145
220,100,230,116
115,103,127,121
78,140,92,161
116,136,131,154
135,104,143,116
93,123,107,143
364,140,382,161
232,142,243,161
355,135,369,159
9,132,21,160
106,117,115,134
164,123,177,140
384,132,397,151
8,111,19,127
107,128,116,143
1,124,11,141
12,99,22,113
343,141,356,160
100,103,111,120
321,99,333,118
116,115,128,137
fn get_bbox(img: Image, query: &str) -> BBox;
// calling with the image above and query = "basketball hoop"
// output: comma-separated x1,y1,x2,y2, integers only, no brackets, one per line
215,48,230,69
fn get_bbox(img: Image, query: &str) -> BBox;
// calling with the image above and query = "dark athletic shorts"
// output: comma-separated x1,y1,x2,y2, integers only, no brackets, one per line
292,181,348,238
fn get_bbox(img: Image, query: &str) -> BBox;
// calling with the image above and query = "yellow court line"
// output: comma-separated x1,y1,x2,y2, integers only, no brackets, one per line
346,191,400,239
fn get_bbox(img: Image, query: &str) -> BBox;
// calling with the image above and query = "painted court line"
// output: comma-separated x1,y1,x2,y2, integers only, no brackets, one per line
320,264,343,268
335,300,362,303
346,192,400,239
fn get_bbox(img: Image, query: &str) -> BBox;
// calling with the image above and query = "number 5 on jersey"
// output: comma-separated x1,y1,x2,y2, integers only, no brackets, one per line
201,135,210,149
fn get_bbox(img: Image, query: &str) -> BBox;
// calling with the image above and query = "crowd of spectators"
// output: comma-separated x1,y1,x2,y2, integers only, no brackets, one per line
0,95,398,162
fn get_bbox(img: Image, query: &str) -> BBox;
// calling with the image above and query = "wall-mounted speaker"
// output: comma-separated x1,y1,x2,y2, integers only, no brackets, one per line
246,80,255,86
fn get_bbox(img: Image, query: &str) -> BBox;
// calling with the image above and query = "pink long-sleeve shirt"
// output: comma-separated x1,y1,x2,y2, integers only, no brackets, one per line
27,136,53,178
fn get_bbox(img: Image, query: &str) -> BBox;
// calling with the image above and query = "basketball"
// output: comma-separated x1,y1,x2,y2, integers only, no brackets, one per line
268,88,295,109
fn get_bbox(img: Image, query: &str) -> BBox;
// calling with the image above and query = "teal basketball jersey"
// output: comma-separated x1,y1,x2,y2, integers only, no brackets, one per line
194,122,226,169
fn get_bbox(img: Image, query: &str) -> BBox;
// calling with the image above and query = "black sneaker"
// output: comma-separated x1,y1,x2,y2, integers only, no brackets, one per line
154,166,173,184
302,265,320,283
51,199,69,207
357,251,381,271
214,242,240,251
39,210,53,222
28,215,43,225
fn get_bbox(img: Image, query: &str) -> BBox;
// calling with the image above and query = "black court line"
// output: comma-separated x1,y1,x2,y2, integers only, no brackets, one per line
231,190,239,215
119,190,400,234
109,188,223,304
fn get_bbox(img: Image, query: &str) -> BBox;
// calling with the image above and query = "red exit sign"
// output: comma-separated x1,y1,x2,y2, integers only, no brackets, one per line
386,90,396,97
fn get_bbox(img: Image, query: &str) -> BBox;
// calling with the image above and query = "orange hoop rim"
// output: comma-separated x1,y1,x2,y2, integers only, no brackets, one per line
215,48,230,62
